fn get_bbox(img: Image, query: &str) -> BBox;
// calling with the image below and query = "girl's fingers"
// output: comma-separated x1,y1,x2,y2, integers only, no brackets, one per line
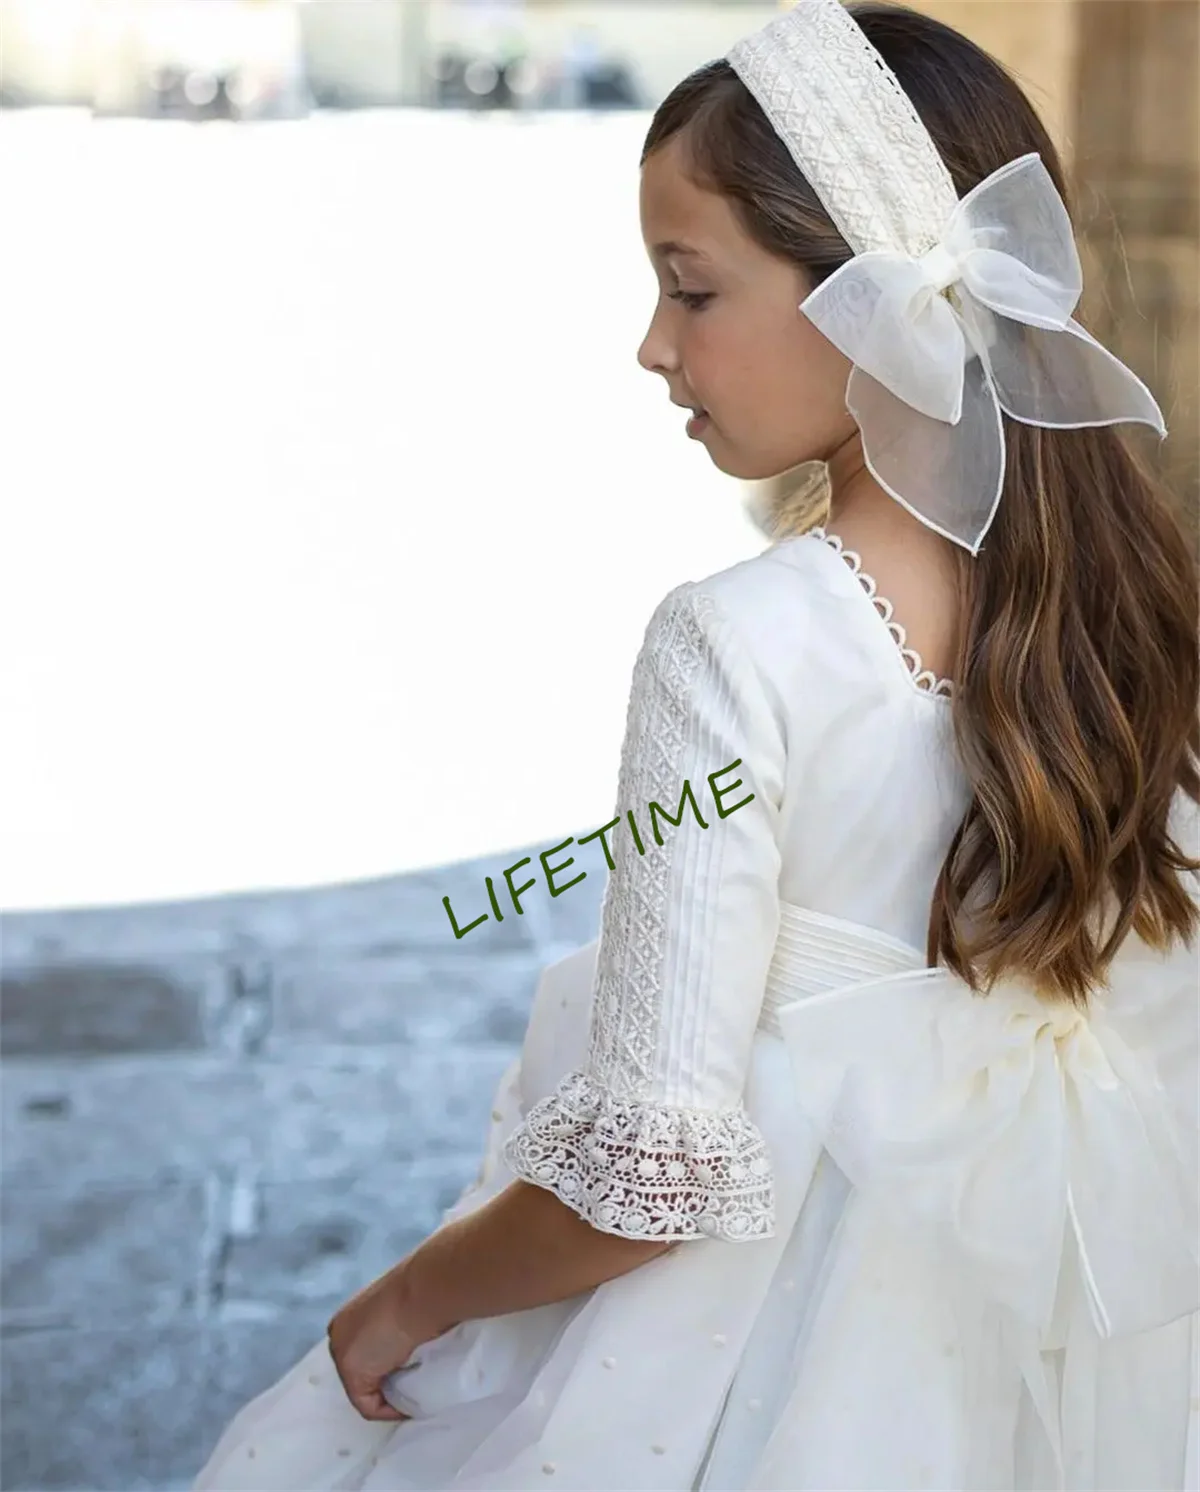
350,1384,412,1422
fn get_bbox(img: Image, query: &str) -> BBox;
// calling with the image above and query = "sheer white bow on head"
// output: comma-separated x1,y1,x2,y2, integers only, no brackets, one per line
798,152,1168,555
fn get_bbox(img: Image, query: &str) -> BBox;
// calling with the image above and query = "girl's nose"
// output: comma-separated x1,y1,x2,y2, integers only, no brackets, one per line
637,317,676,377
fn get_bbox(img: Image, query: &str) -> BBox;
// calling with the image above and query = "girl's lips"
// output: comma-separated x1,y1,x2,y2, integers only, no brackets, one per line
686,411,711,438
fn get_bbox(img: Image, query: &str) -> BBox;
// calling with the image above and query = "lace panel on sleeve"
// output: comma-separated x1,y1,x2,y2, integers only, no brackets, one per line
502,582,776,1243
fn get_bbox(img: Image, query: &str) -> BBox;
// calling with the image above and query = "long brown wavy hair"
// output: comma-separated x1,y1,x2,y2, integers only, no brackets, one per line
641,1,1200,1006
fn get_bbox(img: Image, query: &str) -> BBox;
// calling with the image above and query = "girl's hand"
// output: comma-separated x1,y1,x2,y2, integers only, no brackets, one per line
325,1263,453,1423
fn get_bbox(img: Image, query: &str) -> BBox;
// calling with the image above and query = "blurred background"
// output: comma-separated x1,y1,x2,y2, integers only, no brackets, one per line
1,2,1195,1488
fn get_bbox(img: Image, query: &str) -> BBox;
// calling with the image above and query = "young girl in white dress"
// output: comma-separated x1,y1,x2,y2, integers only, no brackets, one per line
191,1,1200,1487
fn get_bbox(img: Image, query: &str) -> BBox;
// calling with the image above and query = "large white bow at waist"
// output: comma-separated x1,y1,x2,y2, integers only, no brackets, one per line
774,936,1199,1482
798,151,1168,554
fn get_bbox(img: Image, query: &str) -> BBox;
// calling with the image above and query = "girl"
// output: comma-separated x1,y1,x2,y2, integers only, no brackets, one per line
192,1,1200,1487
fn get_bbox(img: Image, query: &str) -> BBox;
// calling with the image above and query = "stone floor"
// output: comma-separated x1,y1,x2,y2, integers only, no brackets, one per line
0,835,606,1492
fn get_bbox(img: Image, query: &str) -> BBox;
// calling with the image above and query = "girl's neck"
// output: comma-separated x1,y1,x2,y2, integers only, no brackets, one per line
825,444,962,575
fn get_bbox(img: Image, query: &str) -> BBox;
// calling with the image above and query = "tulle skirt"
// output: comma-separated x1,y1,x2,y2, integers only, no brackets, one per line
191,928,1200,1491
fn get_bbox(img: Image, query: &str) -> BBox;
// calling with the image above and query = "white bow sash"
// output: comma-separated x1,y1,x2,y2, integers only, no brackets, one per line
773,941,1199,1484
797,152,1169,553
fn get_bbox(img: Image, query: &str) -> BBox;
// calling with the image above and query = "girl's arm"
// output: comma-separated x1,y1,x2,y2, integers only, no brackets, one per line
387,581,786,1340
390,1178,677,1336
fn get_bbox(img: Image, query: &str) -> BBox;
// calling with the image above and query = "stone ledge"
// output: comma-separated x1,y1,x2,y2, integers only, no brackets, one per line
0,833,607,965
2,1046,518,1189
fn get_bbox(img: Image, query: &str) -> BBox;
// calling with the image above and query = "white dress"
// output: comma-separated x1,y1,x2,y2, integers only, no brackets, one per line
192,527,1200,1492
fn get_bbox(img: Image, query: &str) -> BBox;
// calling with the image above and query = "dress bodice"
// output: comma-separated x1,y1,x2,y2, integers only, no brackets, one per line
704,529,974,954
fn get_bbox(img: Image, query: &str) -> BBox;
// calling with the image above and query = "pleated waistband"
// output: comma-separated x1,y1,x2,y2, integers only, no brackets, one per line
758,902,926,1037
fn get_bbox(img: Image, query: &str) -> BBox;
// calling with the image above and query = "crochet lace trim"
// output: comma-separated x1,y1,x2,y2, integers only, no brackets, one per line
810,527,956,700
502,1067,775,1243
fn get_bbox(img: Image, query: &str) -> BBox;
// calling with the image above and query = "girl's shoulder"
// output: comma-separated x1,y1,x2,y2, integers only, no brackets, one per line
688,528,951,708
688,529,849,633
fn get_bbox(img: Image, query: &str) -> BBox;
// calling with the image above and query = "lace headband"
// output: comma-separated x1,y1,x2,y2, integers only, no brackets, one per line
726,0,1167,555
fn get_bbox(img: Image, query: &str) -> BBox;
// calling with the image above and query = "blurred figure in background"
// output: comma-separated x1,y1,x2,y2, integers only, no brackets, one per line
559,23,602,108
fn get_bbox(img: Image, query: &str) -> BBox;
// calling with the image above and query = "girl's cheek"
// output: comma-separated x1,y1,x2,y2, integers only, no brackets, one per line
689,325,715,356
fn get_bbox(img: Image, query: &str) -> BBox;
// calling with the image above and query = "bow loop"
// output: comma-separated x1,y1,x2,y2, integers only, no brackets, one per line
945,153,1084,328
798,151,1167,553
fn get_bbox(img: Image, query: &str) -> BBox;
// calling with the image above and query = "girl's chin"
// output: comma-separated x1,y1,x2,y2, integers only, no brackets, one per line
690,425,806,483
707,446,778,482
714,447,812,483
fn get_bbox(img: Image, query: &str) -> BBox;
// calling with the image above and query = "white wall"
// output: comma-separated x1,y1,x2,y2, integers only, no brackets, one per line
0,107,768,912
0,0,97,103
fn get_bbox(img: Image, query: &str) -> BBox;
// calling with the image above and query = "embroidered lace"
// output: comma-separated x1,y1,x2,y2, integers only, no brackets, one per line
728,3,959,258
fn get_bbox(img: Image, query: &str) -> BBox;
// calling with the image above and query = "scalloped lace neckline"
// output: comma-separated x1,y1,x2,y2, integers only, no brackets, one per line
807,527,956,702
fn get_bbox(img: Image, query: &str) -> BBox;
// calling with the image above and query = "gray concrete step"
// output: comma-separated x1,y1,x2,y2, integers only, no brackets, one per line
1,835,607,1491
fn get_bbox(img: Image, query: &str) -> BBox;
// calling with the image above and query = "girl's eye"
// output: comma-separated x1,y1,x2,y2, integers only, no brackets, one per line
668,290,714,311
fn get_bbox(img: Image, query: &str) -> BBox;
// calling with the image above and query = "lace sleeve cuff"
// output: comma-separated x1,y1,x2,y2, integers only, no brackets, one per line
501,1068,776,1242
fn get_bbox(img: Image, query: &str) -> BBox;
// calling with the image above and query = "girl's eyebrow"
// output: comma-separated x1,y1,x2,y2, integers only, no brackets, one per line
651,240,711,263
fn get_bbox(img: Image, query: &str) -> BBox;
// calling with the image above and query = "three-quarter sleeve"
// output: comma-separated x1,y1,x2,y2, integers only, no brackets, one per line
502,580,786,1242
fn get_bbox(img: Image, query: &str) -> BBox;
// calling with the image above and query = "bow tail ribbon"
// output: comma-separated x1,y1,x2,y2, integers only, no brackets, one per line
965,308,1168,438
843,353,1005,550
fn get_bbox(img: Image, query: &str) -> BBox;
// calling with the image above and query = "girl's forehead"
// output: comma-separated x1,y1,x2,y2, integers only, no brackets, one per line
640,149,739,259
641,139,707,211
